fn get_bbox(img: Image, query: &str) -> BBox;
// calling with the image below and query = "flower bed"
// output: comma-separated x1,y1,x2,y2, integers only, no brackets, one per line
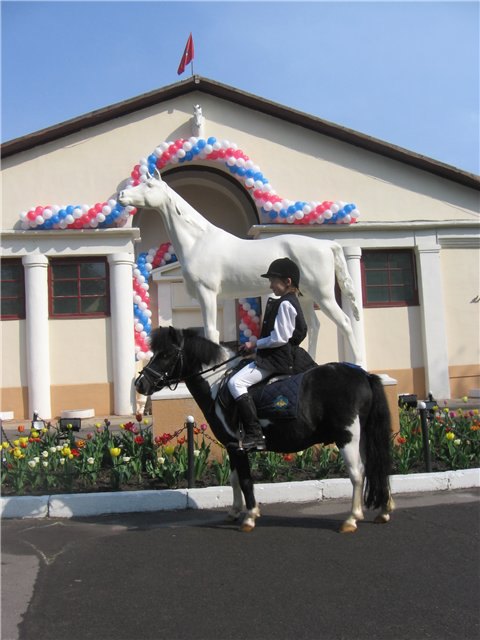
1,404,479,496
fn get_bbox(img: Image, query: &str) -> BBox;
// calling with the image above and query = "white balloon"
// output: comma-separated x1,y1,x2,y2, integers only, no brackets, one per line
324,209,332,219
96,214,105,223
330,203,339,214
65,214,74,224
183,141,192,151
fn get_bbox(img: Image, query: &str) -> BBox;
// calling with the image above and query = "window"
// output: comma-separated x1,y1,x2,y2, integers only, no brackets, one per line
1,259,25,319
362,250,418,307
49,258,110,317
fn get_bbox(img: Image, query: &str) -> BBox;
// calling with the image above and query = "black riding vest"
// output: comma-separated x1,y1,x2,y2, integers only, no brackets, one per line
255,293,308,373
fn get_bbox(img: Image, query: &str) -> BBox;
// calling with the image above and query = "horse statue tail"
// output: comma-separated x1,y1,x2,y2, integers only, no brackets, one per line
363,373,392,509
331,243,360,321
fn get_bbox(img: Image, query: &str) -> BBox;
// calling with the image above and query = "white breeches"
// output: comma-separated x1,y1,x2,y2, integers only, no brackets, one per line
228,361,271,399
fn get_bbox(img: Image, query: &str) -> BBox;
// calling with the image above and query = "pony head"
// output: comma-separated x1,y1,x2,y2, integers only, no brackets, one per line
135,326,225,396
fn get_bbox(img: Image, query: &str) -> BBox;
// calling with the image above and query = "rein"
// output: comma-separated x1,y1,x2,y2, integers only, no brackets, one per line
165,352,241,388
138,350,242,393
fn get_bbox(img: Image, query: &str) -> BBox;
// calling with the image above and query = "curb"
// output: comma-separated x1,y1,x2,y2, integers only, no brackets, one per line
1,469,478,519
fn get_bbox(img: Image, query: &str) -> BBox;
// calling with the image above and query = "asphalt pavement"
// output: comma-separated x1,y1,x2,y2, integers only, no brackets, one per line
2,489,479,640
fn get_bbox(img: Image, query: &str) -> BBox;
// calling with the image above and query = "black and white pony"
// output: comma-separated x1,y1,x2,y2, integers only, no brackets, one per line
137,327,394,533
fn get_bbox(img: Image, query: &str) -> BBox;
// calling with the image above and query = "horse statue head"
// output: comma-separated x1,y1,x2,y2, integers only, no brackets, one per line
118,170,169,210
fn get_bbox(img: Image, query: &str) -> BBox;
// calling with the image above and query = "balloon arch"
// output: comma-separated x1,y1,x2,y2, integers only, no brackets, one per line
17,136,359,360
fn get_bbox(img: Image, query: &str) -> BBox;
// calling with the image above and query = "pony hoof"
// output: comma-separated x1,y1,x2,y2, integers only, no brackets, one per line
339,522,357,534
240,522,255,533
374,514,390,524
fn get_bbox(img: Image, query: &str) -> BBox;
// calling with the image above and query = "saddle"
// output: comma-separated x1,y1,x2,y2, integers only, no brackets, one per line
218,359,307,422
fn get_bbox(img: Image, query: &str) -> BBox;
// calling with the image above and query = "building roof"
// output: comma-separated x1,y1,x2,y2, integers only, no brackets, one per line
2,75,479,190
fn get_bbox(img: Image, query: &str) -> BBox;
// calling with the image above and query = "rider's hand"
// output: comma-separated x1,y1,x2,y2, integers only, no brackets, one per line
239,341,255,355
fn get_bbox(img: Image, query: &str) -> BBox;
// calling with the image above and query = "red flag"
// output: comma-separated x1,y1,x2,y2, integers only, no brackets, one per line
177,33,194,75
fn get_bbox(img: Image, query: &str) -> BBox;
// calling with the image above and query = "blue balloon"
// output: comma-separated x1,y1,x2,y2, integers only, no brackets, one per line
192,146,199,155
51,215,60,225
287,205,296,215
207,137,216,145
185,151,193,161
269,210,278,220
280,209,289,218
197,139,206,149
148,154,157,164
66,205,74,215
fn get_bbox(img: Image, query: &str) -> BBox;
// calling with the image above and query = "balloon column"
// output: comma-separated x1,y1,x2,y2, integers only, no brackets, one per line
17,135,360,360
238,298,262,344
132,243,177,360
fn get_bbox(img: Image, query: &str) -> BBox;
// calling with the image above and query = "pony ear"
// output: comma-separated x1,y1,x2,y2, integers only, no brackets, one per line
154,167,162,181
168,326,181,346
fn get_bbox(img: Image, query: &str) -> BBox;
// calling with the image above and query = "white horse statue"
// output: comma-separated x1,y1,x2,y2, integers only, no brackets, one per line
119,173,361,363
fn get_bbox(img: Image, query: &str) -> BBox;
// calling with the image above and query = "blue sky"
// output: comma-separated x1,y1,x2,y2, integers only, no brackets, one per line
2,0,479,174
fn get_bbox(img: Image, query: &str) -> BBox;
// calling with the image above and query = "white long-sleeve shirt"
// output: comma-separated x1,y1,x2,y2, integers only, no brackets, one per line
255,298,298,350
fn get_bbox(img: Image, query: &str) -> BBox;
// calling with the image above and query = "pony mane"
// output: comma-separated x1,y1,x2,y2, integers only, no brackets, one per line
150,326,225,368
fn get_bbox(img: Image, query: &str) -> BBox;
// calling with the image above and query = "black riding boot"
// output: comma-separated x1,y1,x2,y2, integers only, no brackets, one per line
235,394,266,452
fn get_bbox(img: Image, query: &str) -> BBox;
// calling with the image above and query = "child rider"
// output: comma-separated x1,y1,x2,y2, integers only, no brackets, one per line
228,257,308,451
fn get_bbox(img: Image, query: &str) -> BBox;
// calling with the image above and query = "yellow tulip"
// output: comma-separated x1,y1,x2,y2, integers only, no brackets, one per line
13,439,20,447
164,445,175,456
31,430,39,437
446,432,455,440
62,447,71,456
13,448,22,458
110,447,122,457
2,442,9,449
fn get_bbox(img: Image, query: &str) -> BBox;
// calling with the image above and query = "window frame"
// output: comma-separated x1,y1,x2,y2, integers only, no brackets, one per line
48,257,110,319
1,258,26,320
361,249,419,308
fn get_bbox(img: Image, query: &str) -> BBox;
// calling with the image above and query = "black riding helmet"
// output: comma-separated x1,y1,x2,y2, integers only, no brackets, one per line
261,257,300,289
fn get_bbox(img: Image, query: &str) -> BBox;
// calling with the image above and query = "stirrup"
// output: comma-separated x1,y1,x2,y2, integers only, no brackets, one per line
237,435,266,452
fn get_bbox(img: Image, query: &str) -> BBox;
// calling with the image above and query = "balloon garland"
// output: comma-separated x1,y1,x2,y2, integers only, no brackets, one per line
17,135,360,359
126,136,359,226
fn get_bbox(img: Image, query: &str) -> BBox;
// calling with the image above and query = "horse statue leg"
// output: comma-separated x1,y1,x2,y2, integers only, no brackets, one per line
338,418,365,533
228,450,260,532
196,284,221,344
299,296,320,358
317,295,362,366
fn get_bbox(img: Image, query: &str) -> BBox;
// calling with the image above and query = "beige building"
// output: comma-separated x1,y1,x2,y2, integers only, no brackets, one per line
1,76,479,420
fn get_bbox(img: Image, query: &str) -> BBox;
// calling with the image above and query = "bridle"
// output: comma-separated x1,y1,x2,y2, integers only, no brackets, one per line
135,345,242,394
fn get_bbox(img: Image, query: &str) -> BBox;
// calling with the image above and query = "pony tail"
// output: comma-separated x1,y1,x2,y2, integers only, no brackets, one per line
363,374,392,509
